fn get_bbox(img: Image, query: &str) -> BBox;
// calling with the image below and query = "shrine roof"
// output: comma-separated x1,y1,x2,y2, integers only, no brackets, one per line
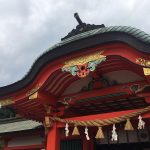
0,25,150,96
0,118,42,134
46,26,150,54
61,26,150,46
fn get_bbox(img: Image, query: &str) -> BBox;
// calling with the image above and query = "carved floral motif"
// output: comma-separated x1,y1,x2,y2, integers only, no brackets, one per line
62,51,106,78
136,58,150,67
136,58,150,76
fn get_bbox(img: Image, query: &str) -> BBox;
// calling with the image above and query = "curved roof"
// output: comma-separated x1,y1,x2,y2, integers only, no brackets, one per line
0,26,150,97
0,118,42,134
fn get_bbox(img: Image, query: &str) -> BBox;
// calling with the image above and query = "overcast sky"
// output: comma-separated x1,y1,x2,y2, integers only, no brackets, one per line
0,0,150,86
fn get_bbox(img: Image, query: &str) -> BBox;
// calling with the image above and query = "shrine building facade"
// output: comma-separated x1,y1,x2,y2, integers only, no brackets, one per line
0,13,150,150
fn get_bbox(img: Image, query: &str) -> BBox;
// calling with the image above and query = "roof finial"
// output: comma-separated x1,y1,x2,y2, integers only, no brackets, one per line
61,13,105,40
74,13,84,25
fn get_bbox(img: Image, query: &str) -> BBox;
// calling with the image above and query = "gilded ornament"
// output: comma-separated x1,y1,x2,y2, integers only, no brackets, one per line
27,84,41,100
62,51,106,78
63,51,105,68
0,98,14,107
136,58,150,67
143,68,150,76
29,92,38,100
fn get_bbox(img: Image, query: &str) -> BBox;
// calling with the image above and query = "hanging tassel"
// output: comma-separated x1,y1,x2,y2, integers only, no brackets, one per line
65,123,69,137
95,127,105,139
124,119,134,131
84,127,90,140
111,124,118,141
72,126,80,135
138,115,145,130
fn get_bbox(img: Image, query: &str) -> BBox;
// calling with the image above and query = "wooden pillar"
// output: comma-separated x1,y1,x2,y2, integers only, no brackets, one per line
83,137,88,150
83,131,94,150
47,123,60,150
83,138,94,150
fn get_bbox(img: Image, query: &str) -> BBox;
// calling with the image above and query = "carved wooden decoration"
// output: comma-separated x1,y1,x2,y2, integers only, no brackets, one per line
136,58,150,67
143,68,150,76
62,51,106,78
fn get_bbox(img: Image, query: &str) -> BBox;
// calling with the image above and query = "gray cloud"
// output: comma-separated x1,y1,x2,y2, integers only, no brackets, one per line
0,0,150,86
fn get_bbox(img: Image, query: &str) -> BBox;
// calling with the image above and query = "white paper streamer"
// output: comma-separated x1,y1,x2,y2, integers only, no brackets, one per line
138,115,145,129
65,123,69,136
111,124,118,141
84,127,90,140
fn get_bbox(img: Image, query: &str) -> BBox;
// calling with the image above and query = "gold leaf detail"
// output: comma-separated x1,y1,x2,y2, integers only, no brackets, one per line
27,84,41,99
0,98,14,106
62,51,106,68
29,92,38,100
136,58,150,67
143,68,150,76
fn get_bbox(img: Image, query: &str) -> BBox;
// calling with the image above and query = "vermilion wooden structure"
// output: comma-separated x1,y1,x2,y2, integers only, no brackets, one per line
1,14,150,149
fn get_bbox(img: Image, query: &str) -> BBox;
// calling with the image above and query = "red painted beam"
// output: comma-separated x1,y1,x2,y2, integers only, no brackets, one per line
99,62,143,74
14,91,57,109
37,91,57,106
59,81,146,105
14,101,39,109
145,97,150,104
54,77,79,96
21,110,45,116
18,106,44,113
98,67,144,77
21,107,44,114
50,74,71,93
16,105,45,114
145,75,150,84
23,113,44,121
42,70,60,89
100,61,134,68
137,92,150,104
45,72,66,91
13,99,38,107
99,63,142,72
